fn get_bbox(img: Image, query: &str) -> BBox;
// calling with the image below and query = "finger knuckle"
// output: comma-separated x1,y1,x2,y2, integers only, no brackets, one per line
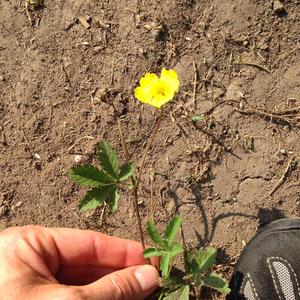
1,225,42,239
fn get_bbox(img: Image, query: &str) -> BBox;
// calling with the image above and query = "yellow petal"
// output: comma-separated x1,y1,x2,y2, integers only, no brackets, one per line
135,86,152,103
160,68,179,94
135,73,159,103
140,73,159,87
149,94,170,108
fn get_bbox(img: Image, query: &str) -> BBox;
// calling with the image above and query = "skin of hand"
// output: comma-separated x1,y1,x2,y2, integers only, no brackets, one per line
0,225,159,300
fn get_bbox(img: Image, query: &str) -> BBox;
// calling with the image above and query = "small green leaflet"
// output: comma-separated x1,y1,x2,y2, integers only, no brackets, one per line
164,215,181,243
160,252,171,279
107,187,120,213
69,165,113,187
163,285,190,300
79,185,115,212
146,221,166,247
194,247,217,272
144,247,164,258
203,272,231,294
98,141,120,180
119,162,134,181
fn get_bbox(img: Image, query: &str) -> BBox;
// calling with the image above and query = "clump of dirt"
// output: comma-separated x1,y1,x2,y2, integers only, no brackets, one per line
0,0,299,298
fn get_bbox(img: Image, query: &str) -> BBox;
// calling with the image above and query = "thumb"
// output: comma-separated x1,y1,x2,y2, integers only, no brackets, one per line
81,265,159,300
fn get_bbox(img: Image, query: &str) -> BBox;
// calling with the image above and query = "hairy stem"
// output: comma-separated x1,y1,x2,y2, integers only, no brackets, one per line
117,110,163,249
118,119,145,249
136,109,163,189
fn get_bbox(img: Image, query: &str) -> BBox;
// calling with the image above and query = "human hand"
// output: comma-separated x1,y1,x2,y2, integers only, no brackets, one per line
0,225,159,300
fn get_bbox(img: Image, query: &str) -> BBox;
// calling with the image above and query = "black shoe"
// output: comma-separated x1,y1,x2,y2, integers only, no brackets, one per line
227,218,300,300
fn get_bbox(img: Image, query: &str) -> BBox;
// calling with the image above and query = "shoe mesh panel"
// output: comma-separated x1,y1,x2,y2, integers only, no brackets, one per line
273,261,296,300
244,280,257,300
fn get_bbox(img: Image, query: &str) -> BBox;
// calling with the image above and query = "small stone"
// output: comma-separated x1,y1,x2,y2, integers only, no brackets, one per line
279,149,287,155
74,155,83,163
34,153,41,160
0,206,8,218
14,201,23,209
273,0,286,14
165,200,175,213
0,75,5,81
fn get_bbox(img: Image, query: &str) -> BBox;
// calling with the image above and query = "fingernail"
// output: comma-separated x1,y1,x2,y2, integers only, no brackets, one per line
134,265,159,291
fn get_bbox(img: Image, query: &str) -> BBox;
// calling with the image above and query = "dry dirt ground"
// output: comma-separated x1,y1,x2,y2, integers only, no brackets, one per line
0,0,299,298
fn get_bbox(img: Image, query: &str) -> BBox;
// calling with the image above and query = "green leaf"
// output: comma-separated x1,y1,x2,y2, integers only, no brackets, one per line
164,215,181,243
79,185,115,212
160,252,171,279
194,247,217,272
98,142,120,179
106,187,120,213
143,247,164,258
119,162,134,181
69,165,113,187
146,221,165,247
203,273,231,294
163,285,190,300
192,114,205,122
169,242,184,258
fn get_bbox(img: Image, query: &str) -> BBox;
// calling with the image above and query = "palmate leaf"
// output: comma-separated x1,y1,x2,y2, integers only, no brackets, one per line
119,162,134,181
98,142,120,179
164,215,181,243
143,247,164,258
79,185,115,212
163,285,190,300
203,272,231,294
194,247,217,273
147,221,166,247
69,165,113,187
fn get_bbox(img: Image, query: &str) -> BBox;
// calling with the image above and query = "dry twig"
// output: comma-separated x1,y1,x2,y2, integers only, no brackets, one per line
192,61,198,107
67,136,95,153
234,61,271,74
269,156,297,196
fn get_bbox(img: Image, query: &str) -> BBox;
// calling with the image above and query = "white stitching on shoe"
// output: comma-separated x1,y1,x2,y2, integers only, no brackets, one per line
268,257,283,300
241,273,260,300
267,257,300,300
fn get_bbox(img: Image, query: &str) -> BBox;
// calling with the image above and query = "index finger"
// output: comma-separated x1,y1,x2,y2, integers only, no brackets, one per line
47,227,156,271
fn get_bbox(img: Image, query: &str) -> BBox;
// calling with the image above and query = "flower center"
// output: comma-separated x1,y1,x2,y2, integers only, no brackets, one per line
155,83,167,97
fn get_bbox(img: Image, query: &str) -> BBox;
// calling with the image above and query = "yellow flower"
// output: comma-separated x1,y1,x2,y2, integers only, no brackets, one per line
134,68,179,109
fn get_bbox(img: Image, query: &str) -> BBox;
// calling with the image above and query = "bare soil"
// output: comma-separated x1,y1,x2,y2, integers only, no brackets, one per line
0,0,299,298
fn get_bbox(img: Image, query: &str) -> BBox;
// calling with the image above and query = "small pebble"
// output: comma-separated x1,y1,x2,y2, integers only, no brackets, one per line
279,149,287,155
74,155,83,163
273,0,286,14
34,153,41,160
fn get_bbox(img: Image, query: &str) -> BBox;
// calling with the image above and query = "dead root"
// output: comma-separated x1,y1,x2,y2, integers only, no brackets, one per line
234,104,300,128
